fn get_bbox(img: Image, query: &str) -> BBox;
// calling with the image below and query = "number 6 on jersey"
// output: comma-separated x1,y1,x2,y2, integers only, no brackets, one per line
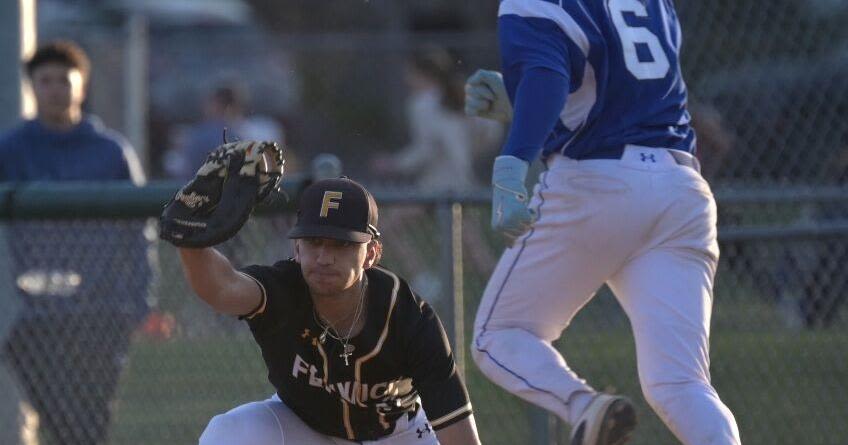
610,0,671,80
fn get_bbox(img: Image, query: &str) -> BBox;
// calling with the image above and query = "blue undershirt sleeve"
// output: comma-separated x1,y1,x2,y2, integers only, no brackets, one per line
501,67,570,162
498,14,572,162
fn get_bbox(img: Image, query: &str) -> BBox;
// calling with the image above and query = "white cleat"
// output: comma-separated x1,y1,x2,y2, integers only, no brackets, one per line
570,394,637,445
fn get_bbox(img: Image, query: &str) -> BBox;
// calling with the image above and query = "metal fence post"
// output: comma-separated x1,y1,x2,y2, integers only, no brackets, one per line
0,223,32,445
123,13,150,173
437,201,466,377
528,405,557,445
0,1,36,443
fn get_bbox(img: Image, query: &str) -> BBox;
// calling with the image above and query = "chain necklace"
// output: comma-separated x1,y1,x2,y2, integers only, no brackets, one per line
313,276,367,366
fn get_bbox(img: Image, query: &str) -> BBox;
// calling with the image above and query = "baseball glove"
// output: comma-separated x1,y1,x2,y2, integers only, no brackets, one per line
159,141,284,248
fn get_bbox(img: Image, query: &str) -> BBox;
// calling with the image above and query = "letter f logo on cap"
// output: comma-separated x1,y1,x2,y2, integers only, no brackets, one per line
320,191,343,217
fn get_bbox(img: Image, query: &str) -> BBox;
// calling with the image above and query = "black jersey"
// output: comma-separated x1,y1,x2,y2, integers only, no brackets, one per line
240,259,472,441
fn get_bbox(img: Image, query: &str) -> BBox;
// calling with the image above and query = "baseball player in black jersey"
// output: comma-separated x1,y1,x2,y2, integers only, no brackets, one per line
172,174,481,444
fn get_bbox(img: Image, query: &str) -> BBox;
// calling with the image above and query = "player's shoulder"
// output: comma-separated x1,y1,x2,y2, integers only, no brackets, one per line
241,258,311,318
499,0,606,28
367,266,434,321
241,258,304,289
367,265,413,296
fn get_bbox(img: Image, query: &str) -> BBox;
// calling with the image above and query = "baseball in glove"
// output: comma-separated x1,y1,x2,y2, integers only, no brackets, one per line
159,141,284,248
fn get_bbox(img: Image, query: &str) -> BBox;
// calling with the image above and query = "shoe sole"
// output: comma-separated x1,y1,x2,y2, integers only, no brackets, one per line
571,397,637,445
599,399,637,445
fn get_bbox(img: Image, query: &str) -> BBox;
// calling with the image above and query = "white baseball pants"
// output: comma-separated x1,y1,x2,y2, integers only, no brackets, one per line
199,394,437,445
473,147,741,445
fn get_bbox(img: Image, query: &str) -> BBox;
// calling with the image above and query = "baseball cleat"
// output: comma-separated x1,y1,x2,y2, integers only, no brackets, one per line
570,394,636,445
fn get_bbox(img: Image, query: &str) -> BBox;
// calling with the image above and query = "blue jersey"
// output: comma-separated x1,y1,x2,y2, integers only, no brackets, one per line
498,0,694,161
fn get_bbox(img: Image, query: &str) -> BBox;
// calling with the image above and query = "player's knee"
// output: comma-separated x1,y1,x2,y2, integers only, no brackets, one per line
641,379,704,413
471,326,500,364
471,327,532,370
199,413,241,445
199,403,282,445
470,341,488,370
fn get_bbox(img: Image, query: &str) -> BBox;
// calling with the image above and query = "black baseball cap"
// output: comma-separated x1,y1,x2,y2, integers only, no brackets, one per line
288,177,380,243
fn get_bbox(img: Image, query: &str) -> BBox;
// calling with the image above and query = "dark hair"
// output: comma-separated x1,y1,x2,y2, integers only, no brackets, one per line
208,77,249,113
25,40,91,81
410,48,465,113
211,86,240,112
212,85,246,108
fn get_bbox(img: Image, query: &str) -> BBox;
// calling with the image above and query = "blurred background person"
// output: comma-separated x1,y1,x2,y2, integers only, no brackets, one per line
163,76,285,179
372,48,502,304
373,48,501,192
0,40,152,445
689,101,736,183
0,40,144,181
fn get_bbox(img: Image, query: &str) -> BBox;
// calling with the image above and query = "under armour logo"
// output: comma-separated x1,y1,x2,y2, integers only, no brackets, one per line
416,423,432,438
640,153,656,163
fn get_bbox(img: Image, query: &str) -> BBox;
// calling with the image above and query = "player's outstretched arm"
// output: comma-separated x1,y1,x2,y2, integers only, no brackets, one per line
159,141,282,315
435,415,482,445
178,247,262,316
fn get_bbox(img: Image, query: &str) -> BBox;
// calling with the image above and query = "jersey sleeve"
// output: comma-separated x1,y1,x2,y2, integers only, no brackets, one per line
499,14,571,79
238,261,299,333
498,14,572,162
405,298,472,431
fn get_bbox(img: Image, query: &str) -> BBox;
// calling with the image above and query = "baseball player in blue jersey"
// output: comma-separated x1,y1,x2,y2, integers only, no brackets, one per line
465,1,741,444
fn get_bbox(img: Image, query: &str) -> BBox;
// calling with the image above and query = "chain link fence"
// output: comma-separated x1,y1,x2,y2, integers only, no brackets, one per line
0,188,846,445
3,0,847,444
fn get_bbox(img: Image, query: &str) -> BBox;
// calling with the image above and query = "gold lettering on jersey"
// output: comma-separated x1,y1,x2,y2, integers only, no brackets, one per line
338,381,355,404
320,191,343,217
291,354,412,407
308,365,323,387
357,383,368,404
370,382,388,399
292,354,310,378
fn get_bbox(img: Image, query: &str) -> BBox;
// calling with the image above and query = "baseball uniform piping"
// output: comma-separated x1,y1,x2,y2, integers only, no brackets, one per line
474,166,572,407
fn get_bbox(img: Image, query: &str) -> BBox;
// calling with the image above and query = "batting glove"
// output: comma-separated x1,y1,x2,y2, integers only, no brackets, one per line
465,69,513,123
491,155,536,245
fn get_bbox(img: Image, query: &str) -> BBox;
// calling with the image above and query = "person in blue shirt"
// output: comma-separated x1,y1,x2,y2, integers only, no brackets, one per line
0,40,150,445
163,79,284,180
465,1,741,444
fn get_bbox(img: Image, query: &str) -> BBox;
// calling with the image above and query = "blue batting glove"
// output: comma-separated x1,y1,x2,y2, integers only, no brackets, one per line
465,69,513,123
491,155,536,245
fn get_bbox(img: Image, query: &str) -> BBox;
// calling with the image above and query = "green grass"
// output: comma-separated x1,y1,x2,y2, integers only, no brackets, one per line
107,336,272,445
104,234,847,444
104,322,848,445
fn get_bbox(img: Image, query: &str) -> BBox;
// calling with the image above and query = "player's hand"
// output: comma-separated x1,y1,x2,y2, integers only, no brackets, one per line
491,155,536,246
465,69,513,123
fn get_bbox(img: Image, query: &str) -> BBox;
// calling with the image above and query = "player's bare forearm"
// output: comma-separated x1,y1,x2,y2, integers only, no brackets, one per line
177,247,262,316
435,416,482,445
